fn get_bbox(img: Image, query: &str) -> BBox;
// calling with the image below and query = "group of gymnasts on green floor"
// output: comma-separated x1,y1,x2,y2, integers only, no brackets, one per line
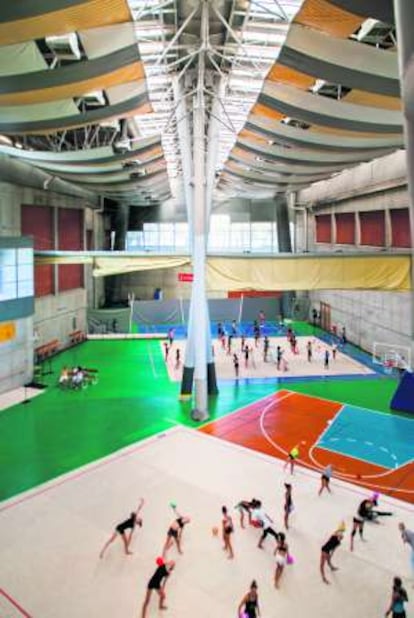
98,469,412,618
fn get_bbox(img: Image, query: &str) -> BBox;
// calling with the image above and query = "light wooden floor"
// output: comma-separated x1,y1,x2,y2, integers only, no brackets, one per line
166,335,374,381
0,427,411,618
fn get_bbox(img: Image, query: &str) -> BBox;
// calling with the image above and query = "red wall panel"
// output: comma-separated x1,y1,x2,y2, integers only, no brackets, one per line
335,212,355,245
315,214,332,243
391,208,411,248
21,205,54,297
359,211,385,246
58,208,84,291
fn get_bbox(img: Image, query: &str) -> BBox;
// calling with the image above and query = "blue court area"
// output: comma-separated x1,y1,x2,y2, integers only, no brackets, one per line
317,404,414,469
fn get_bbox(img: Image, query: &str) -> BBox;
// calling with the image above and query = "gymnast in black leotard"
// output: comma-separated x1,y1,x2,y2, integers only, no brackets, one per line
99,498,144,558
141,559,175,618
238,580,260,617
222,505,234,559
162,506,191,557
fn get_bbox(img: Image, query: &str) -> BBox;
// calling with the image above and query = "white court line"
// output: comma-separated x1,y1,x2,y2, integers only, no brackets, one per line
199,388,292,430
146,340,157,378
192,426,413,511
257,392,414,495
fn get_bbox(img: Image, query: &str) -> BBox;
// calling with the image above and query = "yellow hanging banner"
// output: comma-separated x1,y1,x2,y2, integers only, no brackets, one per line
0,322,16,343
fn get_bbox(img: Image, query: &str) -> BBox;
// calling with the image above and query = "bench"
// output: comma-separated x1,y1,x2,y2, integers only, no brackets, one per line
69,330,86,345
35,339,60,363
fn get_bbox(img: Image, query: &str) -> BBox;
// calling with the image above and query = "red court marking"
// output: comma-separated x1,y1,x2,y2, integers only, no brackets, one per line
200,391,414,504
0,588,32,617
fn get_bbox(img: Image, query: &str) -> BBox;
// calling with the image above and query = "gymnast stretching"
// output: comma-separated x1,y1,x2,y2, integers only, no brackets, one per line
100,498,144,558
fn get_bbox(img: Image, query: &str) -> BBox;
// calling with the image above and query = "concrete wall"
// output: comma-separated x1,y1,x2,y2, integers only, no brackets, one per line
0,316,33,395
294,151,412,356
0,179,100,391
310,290,411,353
118,266,213,302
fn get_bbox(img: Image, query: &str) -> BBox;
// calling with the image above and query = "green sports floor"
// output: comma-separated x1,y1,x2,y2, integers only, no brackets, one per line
0,335,399,502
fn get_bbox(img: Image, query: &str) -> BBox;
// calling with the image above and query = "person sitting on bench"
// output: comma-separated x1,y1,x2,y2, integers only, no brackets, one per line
59,366,70,388
72,366,85,389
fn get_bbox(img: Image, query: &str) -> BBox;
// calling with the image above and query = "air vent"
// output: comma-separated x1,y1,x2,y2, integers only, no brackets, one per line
351,19,395,49
82,91,106,107
45,33,81,60
311,80,351,100
281,117,310,130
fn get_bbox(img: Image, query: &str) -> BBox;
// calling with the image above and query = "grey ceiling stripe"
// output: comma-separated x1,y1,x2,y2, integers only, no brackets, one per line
328,0,394,25
258,94,401,134
237,137,391,165
55,163,163,182
30,154,163,174
0,92,148,133
229,151,353,175
0,0,88,23
31,161,124,173
0,45,139,95
245,118,403,151
262,83,402,129
0,135,161,162
75,169,167,188
279,47,399,97
285,23,398,81
223,167,309,189
227,156,333,183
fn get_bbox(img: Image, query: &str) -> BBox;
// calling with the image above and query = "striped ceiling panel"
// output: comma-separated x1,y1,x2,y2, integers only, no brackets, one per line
219,0,403,196
0,1,170,204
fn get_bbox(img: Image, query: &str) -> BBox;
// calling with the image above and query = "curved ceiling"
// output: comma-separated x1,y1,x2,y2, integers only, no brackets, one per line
218,0,403,198
0,0,403,207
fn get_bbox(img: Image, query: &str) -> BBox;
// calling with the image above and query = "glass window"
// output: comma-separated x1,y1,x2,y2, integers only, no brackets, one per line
209,215,230,250
126,231,144,250
143,223,159,248
18,279,34,298
159,223,174,250
251,222,273,252
230,222,250,251
175,223,188,250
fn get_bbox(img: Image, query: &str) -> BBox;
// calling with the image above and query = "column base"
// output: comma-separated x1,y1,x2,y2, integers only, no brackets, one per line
180,366,194,396
190,408,209,422
207,362,219,395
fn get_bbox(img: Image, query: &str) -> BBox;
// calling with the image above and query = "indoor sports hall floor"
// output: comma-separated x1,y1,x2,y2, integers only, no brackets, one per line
0,323,412,616
0,428,412,618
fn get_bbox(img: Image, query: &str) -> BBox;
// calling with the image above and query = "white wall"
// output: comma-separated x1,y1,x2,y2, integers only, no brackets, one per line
0,317,33,395
294,151,412,356
0,180,99,391
310,290,411,354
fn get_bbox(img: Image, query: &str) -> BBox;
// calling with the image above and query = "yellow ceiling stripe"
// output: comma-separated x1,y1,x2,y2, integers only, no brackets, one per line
294,0,362,38
267,65,315,89
0,0,131,46
343,89,402,110
250,103,284,122
0,62,145,106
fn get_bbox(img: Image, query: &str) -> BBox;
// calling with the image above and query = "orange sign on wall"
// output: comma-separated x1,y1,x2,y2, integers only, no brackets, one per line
0,322,16,343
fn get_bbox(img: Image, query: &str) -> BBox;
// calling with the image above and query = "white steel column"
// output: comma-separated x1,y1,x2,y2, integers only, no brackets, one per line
190,0,209,418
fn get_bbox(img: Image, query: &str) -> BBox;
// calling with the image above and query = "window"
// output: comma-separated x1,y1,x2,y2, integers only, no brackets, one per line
175,223,188,250
143,223,159,248
159,223,174,250
0,247,34,301
230,223,250,251
209,215,230,250
251,222,273,252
